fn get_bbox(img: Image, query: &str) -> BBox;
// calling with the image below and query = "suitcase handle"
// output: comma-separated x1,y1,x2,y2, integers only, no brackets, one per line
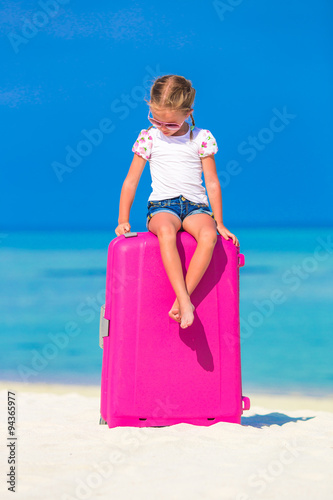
124,232,138,238
238,253,245,267
242,396,251,410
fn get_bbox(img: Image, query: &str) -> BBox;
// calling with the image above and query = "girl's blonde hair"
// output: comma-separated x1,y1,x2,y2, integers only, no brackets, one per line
144,74,196,140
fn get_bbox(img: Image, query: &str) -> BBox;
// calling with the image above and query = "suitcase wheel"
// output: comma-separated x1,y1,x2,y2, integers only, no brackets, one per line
99,415,107,425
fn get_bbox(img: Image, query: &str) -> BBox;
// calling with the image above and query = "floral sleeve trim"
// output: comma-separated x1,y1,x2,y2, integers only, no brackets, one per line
132,129,153,160
198,129,218,157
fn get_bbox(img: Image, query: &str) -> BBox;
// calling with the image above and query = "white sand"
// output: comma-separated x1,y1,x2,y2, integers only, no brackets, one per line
1,382,332,500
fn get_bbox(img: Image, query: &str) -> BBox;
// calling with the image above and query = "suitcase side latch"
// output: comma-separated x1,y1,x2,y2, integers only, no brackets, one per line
99,304,109,349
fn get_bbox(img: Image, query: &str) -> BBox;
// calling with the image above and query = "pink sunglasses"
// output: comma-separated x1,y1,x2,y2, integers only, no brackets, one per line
148,110,186,131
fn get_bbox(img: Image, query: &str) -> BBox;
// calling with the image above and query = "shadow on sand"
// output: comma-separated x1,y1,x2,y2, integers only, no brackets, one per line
241,412,315,428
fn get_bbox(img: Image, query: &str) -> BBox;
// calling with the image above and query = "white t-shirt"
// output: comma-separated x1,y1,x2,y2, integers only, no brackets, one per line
132,125,218,205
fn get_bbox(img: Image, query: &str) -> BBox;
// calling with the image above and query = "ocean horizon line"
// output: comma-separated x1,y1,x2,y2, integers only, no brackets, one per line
1,224,333,233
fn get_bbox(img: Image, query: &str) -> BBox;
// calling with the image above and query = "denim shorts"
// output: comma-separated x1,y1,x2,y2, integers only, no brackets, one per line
146,195,215,230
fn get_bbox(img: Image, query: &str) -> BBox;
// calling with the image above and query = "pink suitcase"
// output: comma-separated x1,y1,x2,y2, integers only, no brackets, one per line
99,231,250,428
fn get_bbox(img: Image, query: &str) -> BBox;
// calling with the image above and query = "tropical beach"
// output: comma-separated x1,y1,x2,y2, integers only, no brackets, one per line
2,0,333,497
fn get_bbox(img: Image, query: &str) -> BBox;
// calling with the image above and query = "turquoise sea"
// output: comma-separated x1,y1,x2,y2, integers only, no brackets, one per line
0,228,332,396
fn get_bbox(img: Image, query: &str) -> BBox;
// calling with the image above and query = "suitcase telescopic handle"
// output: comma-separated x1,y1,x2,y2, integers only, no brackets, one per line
124,232,138,238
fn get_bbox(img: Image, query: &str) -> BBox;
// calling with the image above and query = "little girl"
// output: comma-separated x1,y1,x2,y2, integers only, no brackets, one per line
115,74,239,329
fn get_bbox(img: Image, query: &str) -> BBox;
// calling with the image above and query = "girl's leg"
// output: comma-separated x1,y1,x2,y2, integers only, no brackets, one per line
170,213,217,315
148,212,195,328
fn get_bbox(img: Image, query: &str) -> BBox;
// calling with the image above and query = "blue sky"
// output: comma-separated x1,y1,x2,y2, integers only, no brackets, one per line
1,0,332,230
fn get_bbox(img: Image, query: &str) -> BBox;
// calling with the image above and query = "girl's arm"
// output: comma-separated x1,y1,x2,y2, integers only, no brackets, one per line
201,155,223,224
116,154,147,235
202,155,240,246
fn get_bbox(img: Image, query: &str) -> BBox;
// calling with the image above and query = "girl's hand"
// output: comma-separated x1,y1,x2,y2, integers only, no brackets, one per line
115,222,131,236
216,223,240,247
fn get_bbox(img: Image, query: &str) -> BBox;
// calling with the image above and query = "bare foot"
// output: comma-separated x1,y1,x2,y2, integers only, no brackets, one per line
179,299,195,329
168,298,181,323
